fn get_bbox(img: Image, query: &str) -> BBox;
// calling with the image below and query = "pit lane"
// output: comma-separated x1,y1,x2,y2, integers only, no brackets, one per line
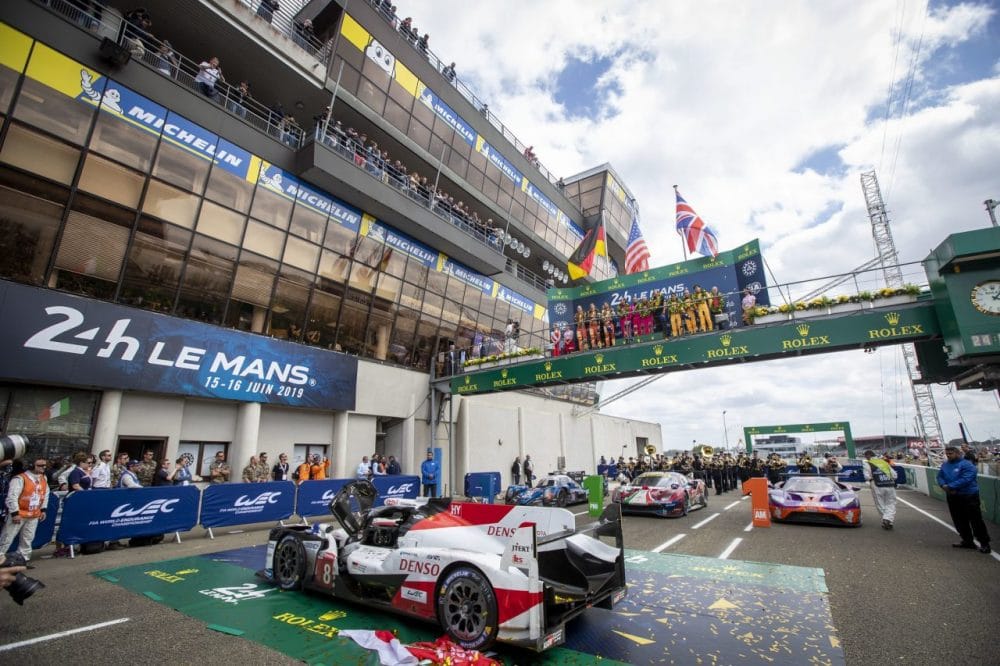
0,488,996,664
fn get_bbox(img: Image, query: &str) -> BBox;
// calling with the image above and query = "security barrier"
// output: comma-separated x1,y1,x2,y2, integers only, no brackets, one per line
294,478,351,518
200,481,296,535
464,472,502,503
896,463,999,526
57,486,201,546
370,475,421,507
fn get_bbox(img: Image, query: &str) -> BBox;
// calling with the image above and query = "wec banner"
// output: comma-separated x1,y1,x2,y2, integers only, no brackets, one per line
370,475,420,507
295,478,351,518
57,486,200,545
200,481,295,528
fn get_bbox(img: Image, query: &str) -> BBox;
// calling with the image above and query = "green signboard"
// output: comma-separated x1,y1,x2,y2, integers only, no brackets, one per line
744,421,855,458
450,302,940,395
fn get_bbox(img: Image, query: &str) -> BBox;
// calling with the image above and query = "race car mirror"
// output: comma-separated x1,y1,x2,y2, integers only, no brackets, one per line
741,477,771,528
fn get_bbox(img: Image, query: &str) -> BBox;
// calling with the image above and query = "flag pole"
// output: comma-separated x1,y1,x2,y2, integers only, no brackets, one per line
674,185,687,261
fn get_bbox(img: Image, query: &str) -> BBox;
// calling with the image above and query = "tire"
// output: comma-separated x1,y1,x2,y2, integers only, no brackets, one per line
681,493,690,517
701,491,709,508
273,534,307,590
556,490,567,507
436,566,499,651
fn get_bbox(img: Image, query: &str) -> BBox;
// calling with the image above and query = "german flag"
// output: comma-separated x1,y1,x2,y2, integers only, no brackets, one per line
566,218,607,280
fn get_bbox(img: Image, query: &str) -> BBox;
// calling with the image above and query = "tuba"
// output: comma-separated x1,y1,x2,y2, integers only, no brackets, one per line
644,444,658,456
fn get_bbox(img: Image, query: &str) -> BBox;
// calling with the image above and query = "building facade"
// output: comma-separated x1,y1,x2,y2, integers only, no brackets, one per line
0,0,659,489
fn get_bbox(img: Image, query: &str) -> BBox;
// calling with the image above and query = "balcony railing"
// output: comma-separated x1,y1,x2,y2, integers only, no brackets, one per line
364,0,564,189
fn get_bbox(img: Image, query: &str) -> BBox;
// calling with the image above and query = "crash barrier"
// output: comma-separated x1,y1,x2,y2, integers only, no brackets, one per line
200,481,296,536
896,464,1000,526
5,492,60,553
46,476,422,547
464,472,502,503
58,485,201,546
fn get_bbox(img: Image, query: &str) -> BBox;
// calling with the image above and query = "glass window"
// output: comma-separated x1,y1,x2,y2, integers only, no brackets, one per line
142,179,199,228
411,94,434,126
89,111,158,172
205,164,253,212
270,266,311,340
13,77,95,145
318,248,350,285
282,235,319,272
289,203,327,243
0,64,22,114
466,167,484,191
196,200,245,245
469,147,487,171
399,280,424,310
373,270,402,304
229,251,276,308
0,123,80,184
307,286,342,350
384,98,409,133
337,62,361,97
360,57,392,91
413,312,439,372
404,260,428,286
387,307,416,366
249,185,292,229
357,77,386,115
2,385,99,460
336,289,372,356
53,208,129,294
152,140,211,193
244,219,285,259
0,186,63,286
422,291,443,319
118,217,191,313
388,80,413,110
77,154,145,208
176,234,236,324
408,119,430,151
447,151,467,180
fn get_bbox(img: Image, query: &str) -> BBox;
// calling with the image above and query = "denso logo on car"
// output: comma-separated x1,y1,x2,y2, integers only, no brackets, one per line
110,499,179,517
234,492,281,507
487,525,516,537
400,558,440,576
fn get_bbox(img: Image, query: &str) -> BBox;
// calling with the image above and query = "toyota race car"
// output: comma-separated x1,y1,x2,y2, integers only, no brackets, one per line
260,480,627,652
768,475,862,526
504,473,589,507
611,471,709,517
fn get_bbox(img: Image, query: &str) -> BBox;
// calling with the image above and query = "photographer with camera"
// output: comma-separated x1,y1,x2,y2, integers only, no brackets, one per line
0,456,49,563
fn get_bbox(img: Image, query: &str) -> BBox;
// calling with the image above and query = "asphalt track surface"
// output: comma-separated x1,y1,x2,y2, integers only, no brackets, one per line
0,486,996,665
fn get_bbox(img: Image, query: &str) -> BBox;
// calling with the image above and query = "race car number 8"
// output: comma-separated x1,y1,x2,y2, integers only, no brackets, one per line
316,557,335,588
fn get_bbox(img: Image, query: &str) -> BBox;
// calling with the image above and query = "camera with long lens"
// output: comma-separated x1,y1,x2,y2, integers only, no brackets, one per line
0,434,28,461
1,552,45,605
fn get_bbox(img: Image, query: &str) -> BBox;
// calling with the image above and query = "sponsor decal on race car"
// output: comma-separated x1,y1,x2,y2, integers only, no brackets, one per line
400,586,428,604
542,628,563,650
400,558,441,576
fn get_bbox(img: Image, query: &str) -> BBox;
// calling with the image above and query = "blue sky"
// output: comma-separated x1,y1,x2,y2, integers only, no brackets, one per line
553,53,622,119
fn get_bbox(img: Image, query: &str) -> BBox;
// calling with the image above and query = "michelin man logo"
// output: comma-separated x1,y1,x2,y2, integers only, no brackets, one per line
741,260,758,278
80,70,123,113
259,170,284,191
364,38,395,76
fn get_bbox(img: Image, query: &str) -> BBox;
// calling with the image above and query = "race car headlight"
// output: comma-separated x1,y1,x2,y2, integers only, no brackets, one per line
838,495,859,507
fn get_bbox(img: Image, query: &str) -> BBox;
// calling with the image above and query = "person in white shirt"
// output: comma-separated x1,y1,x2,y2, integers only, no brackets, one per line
195,57,224,100
356,456,370,480
91,449,112,488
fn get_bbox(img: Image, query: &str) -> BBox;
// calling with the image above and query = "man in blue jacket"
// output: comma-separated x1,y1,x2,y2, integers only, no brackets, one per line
936,446,991,554
420,450,440,498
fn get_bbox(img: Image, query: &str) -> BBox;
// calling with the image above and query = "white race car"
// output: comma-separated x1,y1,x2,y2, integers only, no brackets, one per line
260,479,626,652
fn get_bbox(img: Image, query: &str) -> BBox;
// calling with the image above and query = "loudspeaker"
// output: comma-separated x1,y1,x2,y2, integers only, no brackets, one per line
99,37,131,67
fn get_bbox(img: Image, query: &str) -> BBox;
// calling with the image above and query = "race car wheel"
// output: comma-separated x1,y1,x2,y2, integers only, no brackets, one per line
701,491,709,508
556,490,567,507
681,493,690,516
436,566,498,651
273,534,307,591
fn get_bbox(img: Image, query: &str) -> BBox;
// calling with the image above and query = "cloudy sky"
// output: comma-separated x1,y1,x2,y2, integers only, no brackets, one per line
408,0,1000,449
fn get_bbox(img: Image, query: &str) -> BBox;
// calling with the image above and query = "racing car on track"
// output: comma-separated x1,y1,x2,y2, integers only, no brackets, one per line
260,480,627,652
504,473,589,507
768,475,862,526
610,471,708,517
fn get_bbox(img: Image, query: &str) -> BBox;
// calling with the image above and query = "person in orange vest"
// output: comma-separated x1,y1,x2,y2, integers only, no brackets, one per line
0,457,50,562
295,458,312,485
310,454,330,480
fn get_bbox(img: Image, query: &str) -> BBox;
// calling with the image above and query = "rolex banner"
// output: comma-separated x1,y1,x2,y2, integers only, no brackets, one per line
549,240,769,332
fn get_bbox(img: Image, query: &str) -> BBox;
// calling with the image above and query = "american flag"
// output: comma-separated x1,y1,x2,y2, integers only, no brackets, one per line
675,187,719,258
624,214,650,274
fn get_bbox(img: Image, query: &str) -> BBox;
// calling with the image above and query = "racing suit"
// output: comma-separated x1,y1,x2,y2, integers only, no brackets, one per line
864,457,897,527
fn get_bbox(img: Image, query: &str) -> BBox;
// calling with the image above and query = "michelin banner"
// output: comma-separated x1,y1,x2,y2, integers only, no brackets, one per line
0,281,359,410
57,486,200,545
546,240,770,332
200,481,296,528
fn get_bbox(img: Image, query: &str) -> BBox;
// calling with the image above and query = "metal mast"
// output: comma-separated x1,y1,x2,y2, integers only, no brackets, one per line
860,170,944,464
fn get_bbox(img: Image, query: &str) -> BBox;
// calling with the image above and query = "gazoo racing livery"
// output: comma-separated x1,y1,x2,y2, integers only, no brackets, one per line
260,480,626,651
611,471,709,518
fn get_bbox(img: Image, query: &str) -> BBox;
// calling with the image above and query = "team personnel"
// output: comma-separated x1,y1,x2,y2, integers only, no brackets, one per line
863,450,898,530
0,457,49,562
937,446,991,553
421,450,440,497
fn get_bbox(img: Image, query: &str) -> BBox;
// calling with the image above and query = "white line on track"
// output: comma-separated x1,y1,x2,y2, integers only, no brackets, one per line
691,512,720,529
652,533,686,553
718,538,743,560
723,501,741,511
0,618,130,652
572,509,590,516
743,522,754,532
741,495,749,500
897,496,1000,563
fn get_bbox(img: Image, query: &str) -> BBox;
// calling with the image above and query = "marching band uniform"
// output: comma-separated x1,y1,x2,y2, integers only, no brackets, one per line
749,453,767,478
767,454,786,484
737,454,751,483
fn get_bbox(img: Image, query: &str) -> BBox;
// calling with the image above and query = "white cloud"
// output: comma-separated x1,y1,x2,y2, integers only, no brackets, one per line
409,0,1000,447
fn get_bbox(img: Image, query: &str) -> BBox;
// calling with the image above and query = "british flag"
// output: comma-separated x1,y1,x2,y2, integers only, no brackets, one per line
624,214,650,274
675,187,719,258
